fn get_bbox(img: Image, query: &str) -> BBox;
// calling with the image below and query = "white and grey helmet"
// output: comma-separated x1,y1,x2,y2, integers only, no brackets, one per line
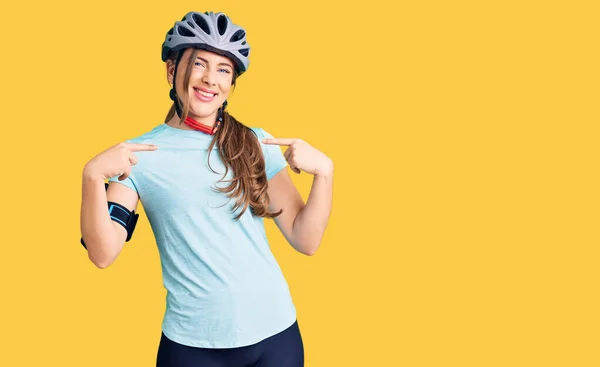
161,11,250,74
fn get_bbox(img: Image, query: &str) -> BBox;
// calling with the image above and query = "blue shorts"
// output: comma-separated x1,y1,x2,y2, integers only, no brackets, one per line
156,320,304,367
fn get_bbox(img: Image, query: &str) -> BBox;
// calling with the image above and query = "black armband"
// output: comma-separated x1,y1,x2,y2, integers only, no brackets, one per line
80,183,139,249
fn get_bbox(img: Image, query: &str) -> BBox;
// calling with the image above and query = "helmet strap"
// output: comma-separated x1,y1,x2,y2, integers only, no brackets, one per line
217,100,228,123
169,50,185,118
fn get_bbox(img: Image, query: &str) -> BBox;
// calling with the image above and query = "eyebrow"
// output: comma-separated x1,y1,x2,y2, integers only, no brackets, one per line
196,56,233,69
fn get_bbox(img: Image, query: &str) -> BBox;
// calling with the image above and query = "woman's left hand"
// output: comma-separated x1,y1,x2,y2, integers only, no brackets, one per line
262,137,333,176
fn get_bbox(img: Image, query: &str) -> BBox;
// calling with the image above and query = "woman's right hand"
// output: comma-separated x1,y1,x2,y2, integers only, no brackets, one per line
83,142,158,181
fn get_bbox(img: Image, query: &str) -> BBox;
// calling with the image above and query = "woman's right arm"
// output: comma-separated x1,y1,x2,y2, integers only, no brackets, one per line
80,142,157,268
80,171,139,268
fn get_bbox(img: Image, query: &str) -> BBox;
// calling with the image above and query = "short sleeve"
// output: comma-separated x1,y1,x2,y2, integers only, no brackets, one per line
259,128,288,180
107,174,139,193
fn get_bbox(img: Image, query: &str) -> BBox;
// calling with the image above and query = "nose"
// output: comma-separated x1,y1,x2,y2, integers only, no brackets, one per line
202,69,218,86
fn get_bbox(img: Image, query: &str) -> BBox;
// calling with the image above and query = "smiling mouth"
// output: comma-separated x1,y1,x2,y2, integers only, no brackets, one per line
193,88,217,98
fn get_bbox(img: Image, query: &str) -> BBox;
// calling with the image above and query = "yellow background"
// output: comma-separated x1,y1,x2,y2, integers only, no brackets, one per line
1,0,598,366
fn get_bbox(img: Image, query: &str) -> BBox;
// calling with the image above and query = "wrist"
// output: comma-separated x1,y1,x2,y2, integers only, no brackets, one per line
82,164,104,183
314,160,334,178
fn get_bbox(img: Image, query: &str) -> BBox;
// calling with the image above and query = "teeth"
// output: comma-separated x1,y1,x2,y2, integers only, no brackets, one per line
195,88,215,97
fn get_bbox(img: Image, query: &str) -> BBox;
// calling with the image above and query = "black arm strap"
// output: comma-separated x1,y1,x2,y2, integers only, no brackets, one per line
80,183,139,249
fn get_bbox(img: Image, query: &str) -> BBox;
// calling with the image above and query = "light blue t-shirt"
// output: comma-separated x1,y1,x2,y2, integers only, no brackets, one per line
107,123,296,348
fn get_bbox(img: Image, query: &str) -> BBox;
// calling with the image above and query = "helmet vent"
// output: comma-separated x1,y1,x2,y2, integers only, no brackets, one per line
177,25,195,37
217,15,228,35
230,29,245,42
192,13,211,35
239,48,249,57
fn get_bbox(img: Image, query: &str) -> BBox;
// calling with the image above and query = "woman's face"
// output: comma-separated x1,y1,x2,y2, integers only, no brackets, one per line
168,48,235,123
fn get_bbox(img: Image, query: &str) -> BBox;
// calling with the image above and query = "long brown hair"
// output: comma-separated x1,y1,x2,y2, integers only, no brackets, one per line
164,48,282,220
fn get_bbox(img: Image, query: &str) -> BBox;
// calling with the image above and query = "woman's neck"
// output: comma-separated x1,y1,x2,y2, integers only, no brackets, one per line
166,113,220,135
166,114,215,130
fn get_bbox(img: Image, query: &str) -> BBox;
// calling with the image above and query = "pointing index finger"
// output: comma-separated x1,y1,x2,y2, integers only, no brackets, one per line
262,138,296,146
127,143,159,152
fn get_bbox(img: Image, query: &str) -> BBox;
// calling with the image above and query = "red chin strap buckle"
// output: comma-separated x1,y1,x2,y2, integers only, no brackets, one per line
183,116,220,135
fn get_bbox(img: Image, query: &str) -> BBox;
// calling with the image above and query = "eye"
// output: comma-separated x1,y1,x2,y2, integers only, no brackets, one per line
219,68,231,74
194,61,205,67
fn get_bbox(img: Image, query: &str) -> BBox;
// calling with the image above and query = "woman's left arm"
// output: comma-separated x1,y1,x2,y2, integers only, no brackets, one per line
263,137,334,256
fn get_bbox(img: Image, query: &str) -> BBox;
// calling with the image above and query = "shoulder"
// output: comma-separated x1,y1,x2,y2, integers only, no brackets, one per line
248,126,265,139
124,124,168,145
247,127,278,155
247,126,276,142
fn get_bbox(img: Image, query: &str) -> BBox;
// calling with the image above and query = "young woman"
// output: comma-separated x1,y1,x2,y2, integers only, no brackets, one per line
80,11,333,367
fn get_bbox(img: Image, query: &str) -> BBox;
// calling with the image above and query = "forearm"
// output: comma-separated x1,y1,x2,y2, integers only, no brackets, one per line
291,168,334,255
80,169,120,267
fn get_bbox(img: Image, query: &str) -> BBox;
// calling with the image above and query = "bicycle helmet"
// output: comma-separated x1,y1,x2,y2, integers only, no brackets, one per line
161,11,250,75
